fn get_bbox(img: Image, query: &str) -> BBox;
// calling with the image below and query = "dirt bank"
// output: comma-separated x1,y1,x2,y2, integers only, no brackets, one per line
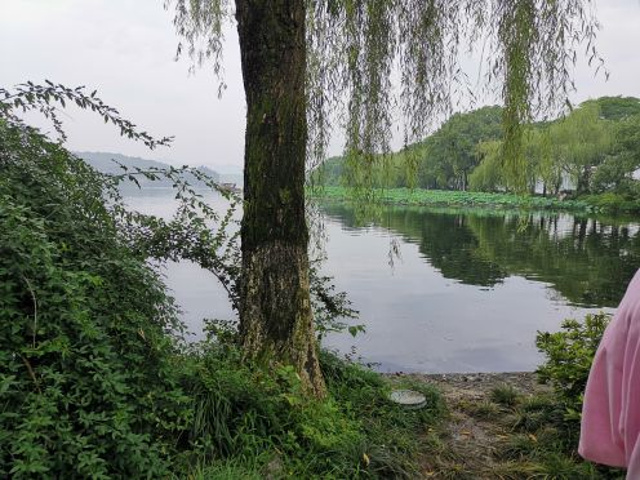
410,371,549,399
390,372,556,479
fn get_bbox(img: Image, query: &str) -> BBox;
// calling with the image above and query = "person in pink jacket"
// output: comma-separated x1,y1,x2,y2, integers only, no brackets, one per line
580,269,640,478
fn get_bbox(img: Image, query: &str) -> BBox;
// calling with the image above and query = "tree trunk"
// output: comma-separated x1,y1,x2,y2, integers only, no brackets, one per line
576,166,591,195
235,0,326,397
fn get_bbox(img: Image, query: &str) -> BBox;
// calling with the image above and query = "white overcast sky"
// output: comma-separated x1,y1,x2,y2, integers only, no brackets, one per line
1,0,640,169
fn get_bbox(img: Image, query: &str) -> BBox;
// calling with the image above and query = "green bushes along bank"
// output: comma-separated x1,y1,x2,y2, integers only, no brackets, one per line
312,186,640,214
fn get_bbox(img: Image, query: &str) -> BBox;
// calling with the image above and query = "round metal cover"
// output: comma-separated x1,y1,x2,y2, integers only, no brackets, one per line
388,389,427,408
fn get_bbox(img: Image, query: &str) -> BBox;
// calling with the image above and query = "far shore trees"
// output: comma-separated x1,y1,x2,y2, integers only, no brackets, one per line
168,0,602,396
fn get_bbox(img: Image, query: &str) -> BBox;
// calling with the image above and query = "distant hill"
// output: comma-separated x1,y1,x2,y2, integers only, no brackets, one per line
75,151,220,189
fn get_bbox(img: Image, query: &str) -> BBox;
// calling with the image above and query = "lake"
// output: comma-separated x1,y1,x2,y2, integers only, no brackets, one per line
125,190,640,374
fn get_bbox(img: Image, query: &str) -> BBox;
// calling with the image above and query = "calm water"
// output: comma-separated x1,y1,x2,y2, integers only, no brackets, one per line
125,191,640,373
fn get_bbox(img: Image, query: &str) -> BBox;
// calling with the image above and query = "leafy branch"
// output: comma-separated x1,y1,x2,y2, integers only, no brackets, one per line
109,162,242,311
0,80,173,148
1,81,242,309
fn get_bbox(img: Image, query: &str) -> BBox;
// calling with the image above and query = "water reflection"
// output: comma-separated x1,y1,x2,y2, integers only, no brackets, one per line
320,203,640,307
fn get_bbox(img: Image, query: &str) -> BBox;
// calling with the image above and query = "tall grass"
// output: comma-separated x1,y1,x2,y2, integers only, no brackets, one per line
175,345,445,478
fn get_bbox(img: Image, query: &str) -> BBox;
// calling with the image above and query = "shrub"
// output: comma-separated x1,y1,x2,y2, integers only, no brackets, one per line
0,89,192,478
489,383,521,408
581,192,640,213
535,313,611,426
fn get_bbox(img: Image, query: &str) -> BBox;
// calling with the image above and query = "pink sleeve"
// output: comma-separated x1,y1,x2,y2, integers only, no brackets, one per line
579,270,640,475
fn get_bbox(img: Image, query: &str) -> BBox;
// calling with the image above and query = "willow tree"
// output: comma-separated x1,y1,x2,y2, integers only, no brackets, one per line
550,103,613,194
167,0,600,396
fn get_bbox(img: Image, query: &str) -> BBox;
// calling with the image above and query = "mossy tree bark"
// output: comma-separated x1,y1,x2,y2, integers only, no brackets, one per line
235,0,326,397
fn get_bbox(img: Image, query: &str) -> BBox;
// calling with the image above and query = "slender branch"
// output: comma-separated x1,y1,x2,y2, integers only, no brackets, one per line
21,275,37,349
20,355,41,393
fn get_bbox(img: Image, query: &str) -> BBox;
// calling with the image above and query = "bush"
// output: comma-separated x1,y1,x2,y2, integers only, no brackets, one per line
0,116,193,477
535,313,610,427
581,192,640,213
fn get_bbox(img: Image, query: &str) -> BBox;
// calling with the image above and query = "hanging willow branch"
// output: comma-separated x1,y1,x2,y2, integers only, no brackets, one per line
167,0,602,193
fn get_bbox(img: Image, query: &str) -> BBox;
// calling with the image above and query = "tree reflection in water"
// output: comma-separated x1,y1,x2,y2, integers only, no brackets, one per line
320,203,640,308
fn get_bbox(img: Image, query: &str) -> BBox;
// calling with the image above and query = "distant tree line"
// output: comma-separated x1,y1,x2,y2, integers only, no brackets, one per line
315,97,640,198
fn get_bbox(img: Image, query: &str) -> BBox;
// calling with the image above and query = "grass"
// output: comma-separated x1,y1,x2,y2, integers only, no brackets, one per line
417,376,626,480
311,186,640,214
173,315,636,479
175,345,446,479
486,391,624,479
489,383,520,407
466,399,501,419
174,346,629,479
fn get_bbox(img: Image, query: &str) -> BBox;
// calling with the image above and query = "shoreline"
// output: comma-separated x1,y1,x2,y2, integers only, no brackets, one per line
388,371,562,477
388,371,548,399
311,186,640,216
